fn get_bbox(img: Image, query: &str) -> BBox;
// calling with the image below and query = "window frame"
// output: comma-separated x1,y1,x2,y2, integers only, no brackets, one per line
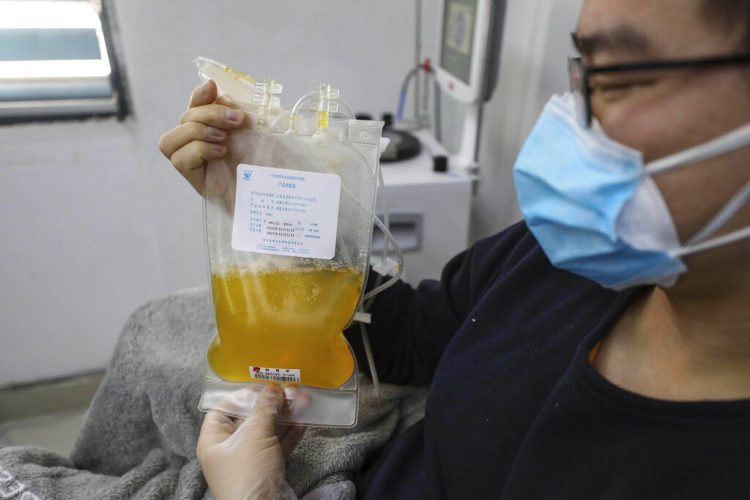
0,0,131,125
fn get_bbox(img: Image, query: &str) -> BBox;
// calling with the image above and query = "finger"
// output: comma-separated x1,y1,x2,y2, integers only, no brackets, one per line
197,410,238,449
275,388,308,458
216,94,238,107
159,122,227,160
278,424,306,459
189,80,218,109
170,139,226,172
180,103,246,129
170,140,226,193
238,384,285,439
216,95,258,129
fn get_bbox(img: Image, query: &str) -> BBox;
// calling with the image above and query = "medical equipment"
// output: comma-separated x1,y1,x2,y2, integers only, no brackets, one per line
367,0,506,284
195,57,402,427
432,0,506,175
435,0,504,104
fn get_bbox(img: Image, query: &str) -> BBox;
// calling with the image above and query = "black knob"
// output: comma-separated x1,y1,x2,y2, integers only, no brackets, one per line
355,113,373,121
381,112,394,129
433,155,448,173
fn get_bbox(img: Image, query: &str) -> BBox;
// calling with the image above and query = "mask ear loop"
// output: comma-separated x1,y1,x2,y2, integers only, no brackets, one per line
646,122,750,175
672,226,750,258
670,181,750,258
641,122,750,259
684,181,750,246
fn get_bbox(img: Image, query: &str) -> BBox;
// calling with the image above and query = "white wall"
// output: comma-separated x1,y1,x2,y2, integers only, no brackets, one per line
471,0,584,240
0,0,415,385
0,0,584,385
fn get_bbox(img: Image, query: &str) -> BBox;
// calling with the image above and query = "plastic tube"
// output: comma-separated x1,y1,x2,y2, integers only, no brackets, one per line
357,163,405,397
397,66,420,123
290,87,356,127
396,62,441,139
364,170,404,300
359,322,380,396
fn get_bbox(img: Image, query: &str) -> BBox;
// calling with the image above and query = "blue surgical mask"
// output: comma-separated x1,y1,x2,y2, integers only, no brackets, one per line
514,93,750,290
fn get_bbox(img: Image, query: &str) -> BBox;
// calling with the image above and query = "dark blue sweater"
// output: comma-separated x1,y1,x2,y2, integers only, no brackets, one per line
346,221,750,499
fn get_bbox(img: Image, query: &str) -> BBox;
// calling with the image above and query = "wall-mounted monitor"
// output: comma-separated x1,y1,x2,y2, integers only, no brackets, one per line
435,0,506,104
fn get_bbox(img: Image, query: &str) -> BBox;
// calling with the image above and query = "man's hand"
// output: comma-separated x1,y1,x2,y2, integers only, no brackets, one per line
158,79,247,195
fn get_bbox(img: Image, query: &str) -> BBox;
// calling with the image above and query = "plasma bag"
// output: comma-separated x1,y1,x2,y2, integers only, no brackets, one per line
195,57,391,427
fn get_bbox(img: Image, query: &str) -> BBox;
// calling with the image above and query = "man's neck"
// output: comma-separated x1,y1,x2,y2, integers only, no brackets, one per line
667,241,750,350
593,274,750,401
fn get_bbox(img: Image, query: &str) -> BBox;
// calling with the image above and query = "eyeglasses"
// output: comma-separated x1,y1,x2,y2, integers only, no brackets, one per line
568,53,750,127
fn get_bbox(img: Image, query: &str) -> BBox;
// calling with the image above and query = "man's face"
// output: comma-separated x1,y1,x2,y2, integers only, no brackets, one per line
576,0,750,243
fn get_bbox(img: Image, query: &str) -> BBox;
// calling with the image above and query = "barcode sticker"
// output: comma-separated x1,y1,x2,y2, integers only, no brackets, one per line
250,366,301,383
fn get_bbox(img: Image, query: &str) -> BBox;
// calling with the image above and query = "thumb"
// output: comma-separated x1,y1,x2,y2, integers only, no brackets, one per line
237,384,285,441
188,79,218,108
197,410,238,448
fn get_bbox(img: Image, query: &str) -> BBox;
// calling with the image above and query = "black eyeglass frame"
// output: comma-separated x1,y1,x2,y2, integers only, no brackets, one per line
568,54,750,127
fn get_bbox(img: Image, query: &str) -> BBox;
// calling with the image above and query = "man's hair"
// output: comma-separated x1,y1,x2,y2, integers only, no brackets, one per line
702,0,750,50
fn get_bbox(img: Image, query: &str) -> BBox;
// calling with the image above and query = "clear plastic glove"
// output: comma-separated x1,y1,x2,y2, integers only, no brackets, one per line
197,384,305,500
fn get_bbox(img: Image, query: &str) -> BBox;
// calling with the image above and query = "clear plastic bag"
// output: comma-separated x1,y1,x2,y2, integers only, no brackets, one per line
195,57,394,427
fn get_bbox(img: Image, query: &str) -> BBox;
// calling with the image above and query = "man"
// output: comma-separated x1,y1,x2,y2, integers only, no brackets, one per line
161,0,750,498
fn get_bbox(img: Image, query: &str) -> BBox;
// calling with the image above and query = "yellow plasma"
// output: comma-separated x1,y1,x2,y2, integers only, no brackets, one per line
208,268,362,388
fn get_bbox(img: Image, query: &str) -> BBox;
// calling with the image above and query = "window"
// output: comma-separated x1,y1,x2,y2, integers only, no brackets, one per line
0,0,130,123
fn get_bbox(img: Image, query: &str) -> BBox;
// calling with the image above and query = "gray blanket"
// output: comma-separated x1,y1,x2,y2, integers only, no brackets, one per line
0,287,425,499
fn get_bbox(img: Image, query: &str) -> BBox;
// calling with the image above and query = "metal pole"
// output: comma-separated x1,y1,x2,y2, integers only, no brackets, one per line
414,0,422,127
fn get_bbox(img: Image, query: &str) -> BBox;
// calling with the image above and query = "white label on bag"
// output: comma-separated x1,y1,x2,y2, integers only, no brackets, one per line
232,164,341,259
250,366,302,383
